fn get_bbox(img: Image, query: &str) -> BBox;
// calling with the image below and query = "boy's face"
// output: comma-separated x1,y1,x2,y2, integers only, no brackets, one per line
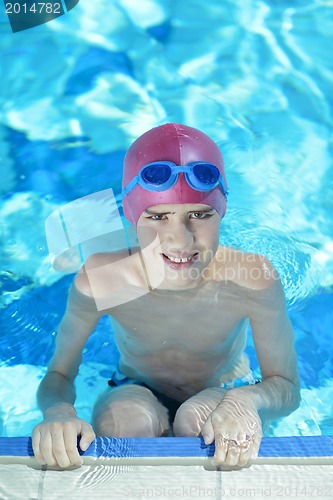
136,203,221,290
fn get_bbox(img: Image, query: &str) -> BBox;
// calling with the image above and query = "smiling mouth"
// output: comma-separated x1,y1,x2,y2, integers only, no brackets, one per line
162,253,198,263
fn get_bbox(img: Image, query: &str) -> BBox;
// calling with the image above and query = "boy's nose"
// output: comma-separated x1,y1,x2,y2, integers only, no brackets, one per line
166,221,194,248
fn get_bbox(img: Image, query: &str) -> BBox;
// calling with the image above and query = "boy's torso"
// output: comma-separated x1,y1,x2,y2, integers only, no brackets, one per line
110,281,250,401
80,246,266,401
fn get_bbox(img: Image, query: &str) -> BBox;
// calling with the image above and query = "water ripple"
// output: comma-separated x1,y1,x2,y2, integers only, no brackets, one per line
221,212,320,306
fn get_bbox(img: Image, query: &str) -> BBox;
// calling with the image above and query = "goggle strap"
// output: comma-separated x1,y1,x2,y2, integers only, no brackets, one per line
122,175,139,197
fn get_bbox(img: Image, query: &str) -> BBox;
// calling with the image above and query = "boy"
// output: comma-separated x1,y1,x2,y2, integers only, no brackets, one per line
32,123,300,469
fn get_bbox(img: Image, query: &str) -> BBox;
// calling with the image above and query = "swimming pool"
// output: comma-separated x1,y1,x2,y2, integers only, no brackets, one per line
0,0,332,464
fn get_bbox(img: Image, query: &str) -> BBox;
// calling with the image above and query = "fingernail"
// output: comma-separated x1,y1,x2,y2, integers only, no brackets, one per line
204,436,213,445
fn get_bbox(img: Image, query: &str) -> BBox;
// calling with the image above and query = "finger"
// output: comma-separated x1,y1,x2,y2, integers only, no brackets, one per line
250,434,262,461
39,431,58,467
31,428,45,465
63,423,83,466
238,439,253,467
211,435,228,465
235,432,253,466
238,445,252,466
200,418,215,445
79,422,96,452
51,429,73,468
224,439,241,466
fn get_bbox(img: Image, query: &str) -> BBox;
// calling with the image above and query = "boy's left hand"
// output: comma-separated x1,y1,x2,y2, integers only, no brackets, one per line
201,397,262,467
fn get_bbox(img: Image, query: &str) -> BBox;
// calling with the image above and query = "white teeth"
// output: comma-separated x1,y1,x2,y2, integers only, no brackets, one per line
166,255,192,263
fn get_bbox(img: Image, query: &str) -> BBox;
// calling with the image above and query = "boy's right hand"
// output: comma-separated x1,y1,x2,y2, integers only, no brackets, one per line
32,404,96,468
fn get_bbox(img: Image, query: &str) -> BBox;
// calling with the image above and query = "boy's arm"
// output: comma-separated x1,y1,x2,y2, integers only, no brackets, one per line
221,271,300,416
234,276,301,418
202,260,300,466
32,270,101,468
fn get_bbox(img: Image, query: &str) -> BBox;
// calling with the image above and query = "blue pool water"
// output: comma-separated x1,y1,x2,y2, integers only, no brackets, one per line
0,0,332,438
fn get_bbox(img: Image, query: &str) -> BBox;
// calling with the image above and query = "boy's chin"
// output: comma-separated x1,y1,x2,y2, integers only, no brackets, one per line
143,255,211,289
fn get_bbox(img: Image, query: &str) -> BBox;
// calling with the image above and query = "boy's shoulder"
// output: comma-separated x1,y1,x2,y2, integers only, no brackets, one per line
213,246,279,291
74,249,142,300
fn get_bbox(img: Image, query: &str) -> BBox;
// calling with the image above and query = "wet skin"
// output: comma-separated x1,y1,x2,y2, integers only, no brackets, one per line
32,204,300,469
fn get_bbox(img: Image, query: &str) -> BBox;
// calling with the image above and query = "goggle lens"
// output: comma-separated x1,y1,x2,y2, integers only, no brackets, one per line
192,163,220,185
141,164,171,185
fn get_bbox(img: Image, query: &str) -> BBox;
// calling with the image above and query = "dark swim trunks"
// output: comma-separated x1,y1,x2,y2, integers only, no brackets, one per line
108,370,181,422
107,365,261,422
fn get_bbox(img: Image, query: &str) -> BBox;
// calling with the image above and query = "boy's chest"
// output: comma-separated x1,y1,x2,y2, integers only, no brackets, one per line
109,283,248,349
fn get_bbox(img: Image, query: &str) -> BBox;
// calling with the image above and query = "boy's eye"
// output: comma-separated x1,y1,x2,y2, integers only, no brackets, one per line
190,212,212,219
148,214,165,221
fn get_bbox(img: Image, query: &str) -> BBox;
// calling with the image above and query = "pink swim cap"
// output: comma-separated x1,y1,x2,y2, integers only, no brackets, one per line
122,123,227,226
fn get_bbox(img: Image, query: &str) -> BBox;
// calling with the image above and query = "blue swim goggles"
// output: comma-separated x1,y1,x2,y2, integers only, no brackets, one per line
122,161,229,199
